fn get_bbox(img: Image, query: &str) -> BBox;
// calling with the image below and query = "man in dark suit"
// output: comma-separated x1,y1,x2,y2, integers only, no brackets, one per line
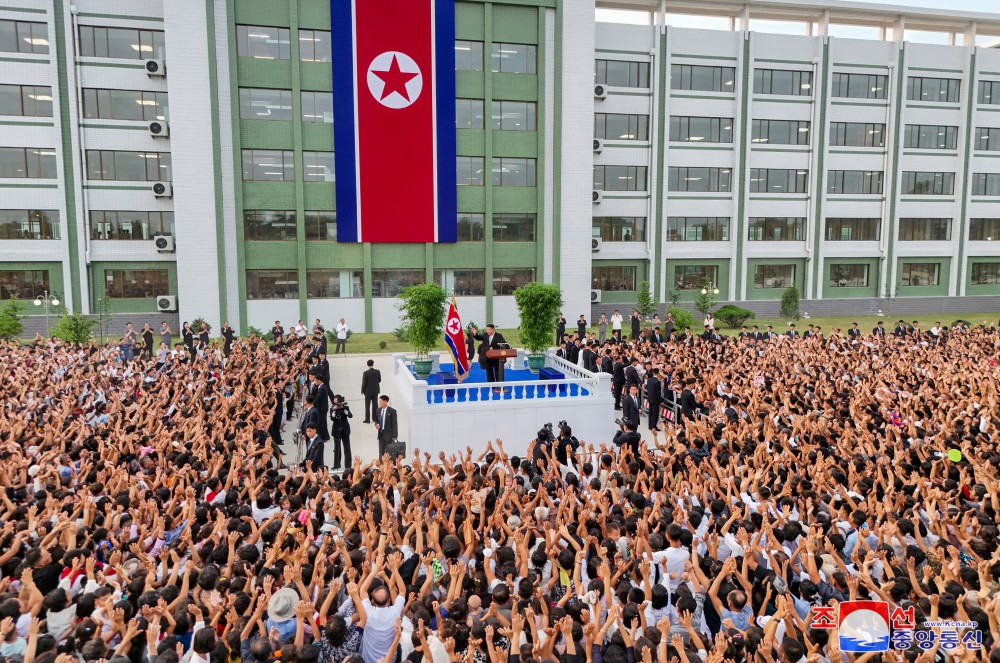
308,371,330,441
577,315,588,340
645,368,662,442
312,329,328,357
763,325,775,341
894,320,908,336
650,327,664,345
624,357,642,392
298,395,320,441
630,311,641,341
600,348,613,374
750,325,762,341
873,321,886,337
663,314,675,339
787,324,798,339
613,420,641,458
679,378,701,420
302,423,325,470
555,341,568,360
471,324,508,384
622,384,641,429
612,355,626,410
375,395,398,458
316,352,331,386
555,314,566,347
848,323,861,341
360,359,381,423
581,342,597,373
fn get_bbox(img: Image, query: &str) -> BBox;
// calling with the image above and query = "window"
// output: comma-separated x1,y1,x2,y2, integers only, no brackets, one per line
829,122,885,147
243,210,296,241
970,218,1000,240
457,213,484,241
592,216,645,242
829,264,869,288
902,171,955,195
0,147,56,178
0,210,59,240
751,119,809,145
301,91,333,123
455,40,483,71
900,263,940,286
596,113,650,141
82,88,168,121
666,217,729,241
236,25,290,60
753,264,795,289
0,20,48,54
972,174,1000,196
670,64,734,92
976,127,1000,152
451,270,485,296
0,85,52,117
827,170,883,195
306,270,360,298
371,270,424,298
302,151,335,182
246,270,298,299
749,169,808,193
492,101,536,131
980,81,1000,105
667,167,731,192
79,26,163,59
592,266,636,291
753,69,812,96
830,73,888,99
86,150,170,181
825,218,880,241
596,60,650,88
0,269,48,300
241,150,294,182
971,263,1000,285
298,30,331,62
492,213,535,241
104,269,169,298
304,211,336,241
89,211,173,240
907,76,960,103
491,158,535,187
456,99,484,129
490,43,535,74
904,125,958,150
898,218,951,241
596,165,648,191
457,156,484,186
673,265,718,290
492,268,534,295
748,217,805,241
239,88,292,121
670,116,732,143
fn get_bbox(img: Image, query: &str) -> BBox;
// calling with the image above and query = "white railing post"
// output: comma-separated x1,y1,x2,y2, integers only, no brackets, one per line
392,353,406,375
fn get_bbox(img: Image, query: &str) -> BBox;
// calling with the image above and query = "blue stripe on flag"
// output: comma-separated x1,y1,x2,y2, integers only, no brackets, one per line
433,0,457,243
331,0,359,243
444,335,467,377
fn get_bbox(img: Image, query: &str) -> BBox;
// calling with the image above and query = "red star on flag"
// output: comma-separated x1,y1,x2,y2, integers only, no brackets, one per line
372,54,419,102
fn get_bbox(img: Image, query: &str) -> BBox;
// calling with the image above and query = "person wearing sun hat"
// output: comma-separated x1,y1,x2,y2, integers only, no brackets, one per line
266,588,299,644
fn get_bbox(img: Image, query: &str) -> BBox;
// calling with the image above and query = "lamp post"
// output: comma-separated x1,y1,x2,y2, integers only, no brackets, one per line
33,290,59,336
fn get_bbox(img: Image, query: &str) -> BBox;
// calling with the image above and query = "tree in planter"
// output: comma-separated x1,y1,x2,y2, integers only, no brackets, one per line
714,305,755,329
396,283,447,378
513,282,563,372
780,286,800,321
52,312,99,344
693,277,719,316
0,296,25,341
634,281,656,318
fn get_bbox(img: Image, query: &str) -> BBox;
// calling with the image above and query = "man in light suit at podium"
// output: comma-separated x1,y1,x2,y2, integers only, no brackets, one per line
470,324,508,385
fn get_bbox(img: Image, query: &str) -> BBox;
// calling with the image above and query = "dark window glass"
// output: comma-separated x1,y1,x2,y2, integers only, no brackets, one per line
673,265,718,290
747,217,805,241
751,119,810,145
0,210,59,239
0,269,49,299
492,268,534,295
667,167,731,192
970,218,1000,240
829,122,885,147
596,165,648,191
0,85,53,117
89,211,173,240
665,217,729,242
972,174,1000,196
105,269,169,298
753,265,795,289
0,20,48,54
304,211,337,241
457,213,484,241
371,270,425,298
592,217,645,242
492,213,535,241
246,270,299,300
830,73,887,99
900,263,940,286
898,218,951,241
748,169,808,193
971,263,1000,285
906,77,960,103
670,116,733,143
824,218,881,241
596,60,650,88
79,26,164,59
827,170,884,195
829,264,869,288
904,125,958,149
597,113,650,140
0,147,56,178
592,266,636,291
753,69,812,96
901,172,955,195
670,64,735,92
244,210,296,241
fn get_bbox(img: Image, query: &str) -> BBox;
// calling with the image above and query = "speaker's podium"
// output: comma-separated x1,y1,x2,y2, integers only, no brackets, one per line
486,347,516,383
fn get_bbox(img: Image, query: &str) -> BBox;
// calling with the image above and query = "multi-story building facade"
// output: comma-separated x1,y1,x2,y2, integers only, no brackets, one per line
1,0,999,333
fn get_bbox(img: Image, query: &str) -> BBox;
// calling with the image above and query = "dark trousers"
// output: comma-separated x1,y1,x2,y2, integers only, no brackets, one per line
364,395,378,422
334,339,346,353
485,359,500,383
378,436,387,458
333,433,351,469
613,382,624,409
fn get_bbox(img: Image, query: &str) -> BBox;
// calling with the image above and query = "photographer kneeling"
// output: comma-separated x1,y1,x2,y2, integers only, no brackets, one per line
614,419,642,457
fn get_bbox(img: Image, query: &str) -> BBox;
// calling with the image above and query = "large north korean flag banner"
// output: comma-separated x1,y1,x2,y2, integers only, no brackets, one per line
331,0,457,243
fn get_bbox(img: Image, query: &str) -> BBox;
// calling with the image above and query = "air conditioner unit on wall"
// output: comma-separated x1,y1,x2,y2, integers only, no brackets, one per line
594,84,607,99
153,234,175,252
152,182,172,198
592,190,603,203
156,295,177,312
591,289,602,303
145,59,165,76
593,138,603,153
592,237,602,252
148,121,169,138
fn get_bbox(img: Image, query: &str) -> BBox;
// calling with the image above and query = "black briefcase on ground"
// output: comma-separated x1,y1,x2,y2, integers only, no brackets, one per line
386,441,406,461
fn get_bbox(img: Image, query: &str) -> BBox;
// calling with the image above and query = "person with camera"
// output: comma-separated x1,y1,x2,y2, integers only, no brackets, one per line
329,393,353,470
554,423,578,466
613,418,641,457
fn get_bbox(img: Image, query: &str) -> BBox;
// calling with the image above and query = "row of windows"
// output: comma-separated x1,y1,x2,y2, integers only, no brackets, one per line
240,150,334,182
0,210,59,240
592,266,636,292
457,157,536,187
83,88,168,122
597,113,649,141
237,88,333,124
0,20,48,55
86,150,171,182
454,41,537,74
246,268,536,299
79,26,165,60
456,100,536,131
0,147,56,179
0,85,52,118
235,26,327,62
90,211,174,240
104,269,169,298
592,216,646,242
659,217,1000,242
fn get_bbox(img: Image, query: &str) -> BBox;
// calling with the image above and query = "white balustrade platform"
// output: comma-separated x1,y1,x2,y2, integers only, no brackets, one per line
390,350,617,457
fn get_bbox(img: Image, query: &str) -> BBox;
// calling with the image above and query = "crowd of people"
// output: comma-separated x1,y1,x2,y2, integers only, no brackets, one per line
1,308,999,663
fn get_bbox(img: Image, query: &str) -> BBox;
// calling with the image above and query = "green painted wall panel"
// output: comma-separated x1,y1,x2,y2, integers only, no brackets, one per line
89,261,178,314
300,64,333,92
239,120,294,149
492,187,537,212
592,260,648,304
305,242,365,267
493,243,539,267
492,131,537,157
302,182,336,209
302,122,334,150
243,182,298,209
456,72,485,97
433,243,487,268
820,257,880,299
233,0,289,26
491,5,538,42
492,74,537,101
456,2,485,39
744,259,805,301
372,244,426,267
458,187,487,212
298,0,330,29
237,59,292,88
967,259,1000,295
244,242,299,268
895,257,951,297
457,130,486,155
663,259,731,302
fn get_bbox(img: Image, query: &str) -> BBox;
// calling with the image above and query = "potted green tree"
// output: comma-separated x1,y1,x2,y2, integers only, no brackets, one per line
513,282,563,373
396,282,447,379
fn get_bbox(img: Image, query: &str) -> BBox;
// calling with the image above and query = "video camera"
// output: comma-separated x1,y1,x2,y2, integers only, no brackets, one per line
540,419,570,442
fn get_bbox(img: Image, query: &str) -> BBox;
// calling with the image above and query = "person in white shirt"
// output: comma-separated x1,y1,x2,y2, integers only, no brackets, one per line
610,309,623,341
359,556,406,663
294,320,308,339
335,318,349,354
